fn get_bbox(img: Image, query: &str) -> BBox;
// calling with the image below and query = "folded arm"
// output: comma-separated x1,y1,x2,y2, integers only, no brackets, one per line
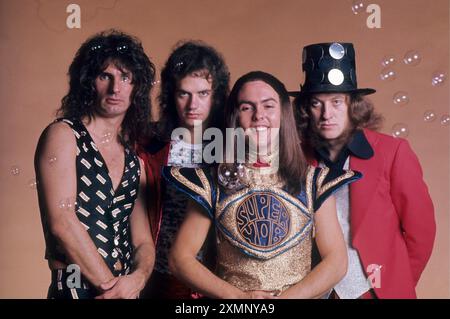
96,158,155,299
169,200,275,299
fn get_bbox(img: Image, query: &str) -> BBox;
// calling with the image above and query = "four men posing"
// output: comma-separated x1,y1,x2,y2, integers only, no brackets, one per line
35,31,435,299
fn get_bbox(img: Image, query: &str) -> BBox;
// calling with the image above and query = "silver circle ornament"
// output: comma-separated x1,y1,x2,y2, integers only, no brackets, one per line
328,69,345,85
329,43,345,60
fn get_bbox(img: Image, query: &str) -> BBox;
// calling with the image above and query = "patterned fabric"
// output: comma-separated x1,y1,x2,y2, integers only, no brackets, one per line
43,118,140,280
47,269,95,299
163,165,361,294
167,137,204,168
154,138,204,274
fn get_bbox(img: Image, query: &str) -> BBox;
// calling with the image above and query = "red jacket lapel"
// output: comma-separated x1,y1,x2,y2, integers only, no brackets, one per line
349,129,383,243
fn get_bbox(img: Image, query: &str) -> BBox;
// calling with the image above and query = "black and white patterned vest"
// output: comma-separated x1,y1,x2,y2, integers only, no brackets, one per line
43,118,140,276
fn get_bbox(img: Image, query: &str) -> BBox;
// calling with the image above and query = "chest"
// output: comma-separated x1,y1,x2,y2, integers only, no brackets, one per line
96,143,126,191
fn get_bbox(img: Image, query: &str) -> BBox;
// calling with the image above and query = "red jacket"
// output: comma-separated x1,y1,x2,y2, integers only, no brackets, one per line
136,140,170,244
307,129,436,298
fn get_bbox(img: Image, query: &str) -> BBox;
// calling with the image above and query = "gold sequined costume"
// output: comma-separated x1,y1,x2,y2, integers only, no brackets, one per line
163,164,361,294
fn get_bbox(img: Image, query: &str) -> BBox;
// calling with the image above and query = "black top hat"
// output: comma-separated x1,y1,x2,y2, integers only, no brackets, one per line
290,42,375,97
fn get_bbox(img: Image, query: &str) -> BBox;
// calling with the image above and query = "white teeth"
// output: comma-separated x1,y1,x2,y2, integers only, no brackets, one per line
255,127,268,132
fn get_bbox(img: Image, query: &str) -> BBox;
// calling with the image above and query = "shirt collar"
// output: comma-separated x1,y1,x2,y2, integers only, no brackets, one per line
347,129,374,159
315,129,374,167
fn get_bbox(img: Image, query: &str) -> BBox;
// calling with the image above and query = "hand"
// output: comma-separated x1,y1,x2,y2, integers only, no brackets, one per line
241,290,278,299
95,272,146,299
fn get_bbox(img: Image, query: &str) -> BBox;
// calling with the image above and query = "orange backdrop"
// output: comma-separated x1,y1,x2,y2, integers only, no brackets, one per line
0,0,448,298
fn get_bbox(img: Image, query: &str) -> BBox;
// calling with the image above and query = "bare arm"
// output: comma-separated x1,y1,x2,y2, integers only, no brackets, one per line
35,122,114,290
280,195,347,299
97,158,155,299
169,200,275,299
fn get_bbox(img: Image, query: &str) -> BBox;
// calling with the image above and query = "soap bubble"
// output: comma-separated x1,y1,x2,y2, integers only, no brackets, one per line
393,91,410,105
381,56,395,67
351,0,366,14
392,123,409,138
59,197,78,211
403,50,421,66
431,71,447,87
101,132,113,144
380,68,396,81
10,165,20,176
28,178,38,189
423,110,436,122
441,115,450,126
218,163,246,189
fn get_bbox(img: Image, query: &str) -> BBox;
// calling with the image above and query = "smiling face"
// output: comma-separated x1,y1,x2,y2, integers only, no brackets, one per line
175,71,213,132
94,61,134,118
237,80,281,149
309,93,352,142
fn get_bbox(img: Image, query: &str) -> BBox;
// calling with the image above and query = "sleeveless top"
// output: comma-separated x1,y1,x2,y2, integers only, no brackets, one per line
42,118,141,276
162,164,361,294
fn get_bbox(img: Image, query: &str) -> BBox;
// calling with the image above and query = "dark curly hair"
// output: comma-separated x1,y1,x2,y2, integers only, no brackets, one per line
155,40,230,142
225,71,307,195
295,93,384,150
57,29,155,146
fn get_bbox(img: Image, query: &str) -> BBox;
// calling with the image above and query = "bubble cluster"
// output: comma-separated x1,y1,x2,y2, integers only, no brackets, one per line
377,48,447,135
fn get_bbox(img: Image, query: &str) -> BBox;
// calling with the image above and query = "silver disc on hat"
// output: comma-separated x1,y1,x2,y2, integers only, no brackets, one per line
328,68,345,85
329,43,345,60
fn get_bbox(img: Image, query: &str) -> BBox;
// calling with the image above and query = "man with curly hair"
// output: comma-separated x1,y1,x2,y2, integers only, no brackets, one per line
293,42,435,299
137,41,230,298
35,30,155,299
